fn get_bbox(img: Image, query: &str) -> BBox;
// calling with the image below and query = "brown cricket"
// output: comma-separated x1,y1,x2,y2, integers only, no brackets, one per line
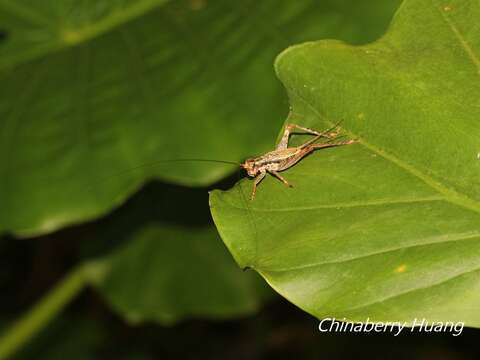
89,124,354,200
241,123,355,200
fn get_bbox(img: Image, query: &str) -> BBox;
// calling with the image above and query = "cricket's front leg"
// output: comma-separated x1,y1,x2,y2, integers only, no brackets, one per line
250,170,266,200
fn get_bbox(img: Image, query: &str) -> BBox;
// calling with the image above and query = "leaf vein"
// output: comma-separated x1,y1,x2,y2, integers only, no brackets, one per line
261,231,480,271
0,0,170,71
288,87,480,215
341,264,480,313
241,195,445,212
432,0,480,74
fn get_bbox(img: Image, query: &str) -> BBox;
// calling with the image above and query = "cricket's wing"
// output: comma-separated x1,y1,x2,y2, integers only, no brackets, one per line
259,147,306,172
262,147,301,162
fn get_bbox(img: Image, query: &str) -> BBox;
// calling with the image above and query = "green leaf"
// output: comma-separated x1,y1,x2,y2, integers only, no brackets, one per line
84,183,273,325
211,0,480,326
0,0,400,236
94,224,269,325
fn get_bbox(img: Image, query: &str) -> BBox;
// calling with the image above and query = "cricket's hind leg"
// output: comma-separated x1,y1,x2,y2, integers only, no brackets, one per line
276,123,336,150
307,139,357,152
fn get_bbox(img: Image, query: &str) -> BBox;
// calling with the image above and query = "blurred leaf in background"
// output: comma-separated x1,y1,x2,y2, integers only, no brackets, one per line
89,183,272,324
212,0,480,327
0,0,401,236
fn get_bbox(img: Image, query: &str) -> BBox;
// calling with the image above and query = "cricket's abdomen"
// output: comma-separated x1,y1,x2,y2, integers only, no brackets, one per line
253,147,304,172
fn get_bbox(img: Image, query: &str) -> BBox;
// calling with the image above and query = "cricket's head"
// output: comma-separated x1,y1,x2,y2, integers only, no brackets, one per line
241,158,258,177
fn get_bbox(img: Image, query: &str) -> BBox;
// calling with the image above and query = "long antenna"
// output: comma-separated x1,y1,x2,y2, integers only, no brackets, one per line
157,158,241,166
87,158,242,190
109,158,240,175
